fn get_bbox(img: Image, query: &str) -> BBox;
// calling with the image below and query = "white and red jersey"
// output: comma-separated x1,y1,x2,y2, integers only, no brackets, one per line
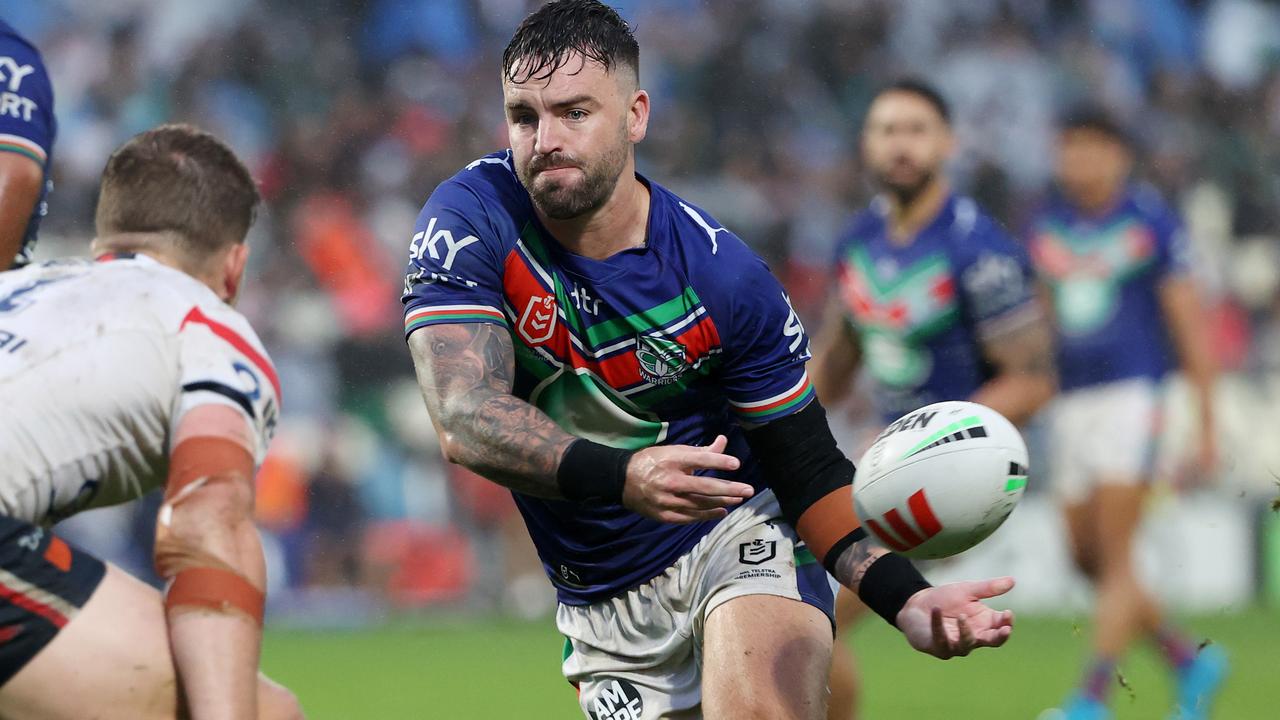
0,253,279,525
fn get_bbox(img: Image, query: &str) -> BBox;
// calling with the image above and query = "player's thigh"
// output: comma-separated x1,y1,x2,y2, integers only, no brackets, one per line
702,593,832,720
1060,497,1098,576
1090,482,1148,570
0,563,301,720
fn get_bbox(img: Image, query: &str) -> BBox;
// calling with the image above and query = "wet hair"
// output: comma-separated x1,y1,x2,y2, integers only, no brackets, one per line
872,78,951,125
502,0,639,85
1060,105,1132,147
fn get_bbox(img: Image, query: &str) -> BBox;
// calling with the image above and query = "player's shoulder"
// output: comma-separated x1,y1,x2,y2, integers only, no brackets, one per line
650,181,768,289
409,150,531,275
423,150,529,230
1127,182,1180,228
835,200,889,254
0,20,44,61
946,196,1020,256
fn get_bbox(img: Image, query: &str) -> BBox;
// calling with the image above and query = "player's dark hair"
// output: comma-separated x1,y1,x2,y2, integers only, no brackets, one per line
873,78,951,125
1060,104,1132,147
502,0,639,85
95,123,260,258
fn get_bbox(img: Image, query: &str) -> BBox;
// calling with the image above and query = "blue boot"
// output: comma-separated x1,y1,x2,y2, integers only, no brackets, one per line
1169,645,1228,720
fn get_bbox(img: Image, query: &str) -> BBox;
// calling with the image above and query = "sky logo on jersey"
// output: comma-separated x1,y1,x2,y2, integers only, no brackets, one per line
409,217,480,272
635,334,688,385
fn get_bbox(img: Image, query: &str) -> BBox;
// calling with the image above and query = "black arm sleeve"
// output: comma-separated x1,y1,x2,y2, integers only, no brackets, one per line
741,398,861,572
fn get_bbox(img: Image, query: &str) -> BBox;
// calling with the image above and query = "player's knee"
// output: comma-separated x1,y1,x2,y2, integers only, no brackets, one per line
1069,544,1098,580
260,680,305,720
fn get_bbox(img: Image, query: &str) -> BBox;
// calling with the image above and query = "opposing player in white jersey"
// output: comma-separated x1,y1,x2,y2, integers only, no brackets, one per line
0,124,301,719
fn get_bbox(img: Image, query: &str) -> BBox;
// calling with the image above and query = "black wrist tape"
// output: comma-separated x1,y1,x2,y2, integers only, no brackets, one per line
557,439,633,504
857,552,932,628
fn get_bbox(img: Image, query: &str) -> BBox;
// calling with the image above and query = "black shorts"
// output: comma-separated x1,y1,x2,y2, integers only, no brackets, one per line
0,515,105,688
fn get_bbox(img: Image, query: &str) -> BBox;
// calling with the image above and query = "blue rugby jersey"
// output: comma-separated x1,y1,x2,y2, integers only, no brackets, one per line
833,195,1039,424
1026,184,1189,391
0,20,55,269
402,151,815,605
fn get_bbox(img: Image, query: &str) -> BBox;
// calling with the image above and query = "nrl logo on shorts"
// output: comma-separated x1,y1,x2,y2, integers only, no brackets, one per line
635,334,689,385
738,539,777,566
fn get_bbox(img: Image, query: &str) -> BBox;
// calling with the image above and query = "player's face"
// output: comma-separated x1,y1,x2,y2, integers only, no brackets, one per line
504,55,647,220
1056,129,1132,208
862,92,953,203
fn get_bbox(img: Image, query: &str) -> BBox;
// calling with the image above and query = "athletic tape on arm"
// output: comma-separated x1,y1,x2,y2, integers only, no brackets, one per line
157,435,264,625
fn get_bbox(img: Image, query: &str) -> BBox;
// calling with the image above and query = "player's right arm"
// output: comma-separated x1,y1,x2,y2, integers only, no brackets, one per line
158,405,266,720
809,292,863,405
0,152,43,267
0,32,54,268
404,176,746,519
158,308,283,720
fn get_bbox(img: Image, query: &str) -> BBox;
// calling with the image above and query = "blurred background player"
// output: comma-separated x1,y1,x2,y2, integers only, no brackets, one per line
0,18,54,269
810,79,1057,720
0,124,300,720
1028,109,1226,720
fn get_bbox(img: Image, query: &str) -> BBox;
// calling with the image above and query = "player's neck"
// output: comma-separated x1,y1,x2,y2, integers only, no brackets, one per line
538,171,650,260
94,234,233,302
887,179,950,246
1070,183,1126,218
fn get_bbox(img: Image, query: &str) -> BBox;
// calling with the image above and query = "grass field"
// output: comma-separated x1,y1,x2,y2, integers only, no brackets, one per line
262,608,1276,719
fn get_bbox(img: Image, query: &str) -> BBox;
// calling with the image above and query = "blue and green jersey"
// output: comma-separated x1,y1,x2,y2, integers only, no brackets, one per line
401,151,814,604
1026,184,1189,391
834,195,1038,423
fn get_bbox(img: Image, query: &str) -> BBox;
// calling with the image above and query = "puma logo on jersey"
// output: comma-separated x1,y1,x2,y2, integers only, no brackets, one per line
678,202,726,255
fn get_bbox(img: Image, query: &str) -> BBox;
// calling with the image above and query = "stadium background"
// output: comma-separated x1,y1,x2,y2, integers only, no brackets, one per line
4,0,1280,716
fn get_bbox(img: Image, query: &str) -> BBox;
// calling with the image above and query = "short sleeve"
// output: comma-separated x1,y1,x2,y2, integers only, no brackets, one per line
1152,207,1193,279
401,180,509,337
957,221,1039,339
172,306,280,465
0,35,54,167
712,249,816,425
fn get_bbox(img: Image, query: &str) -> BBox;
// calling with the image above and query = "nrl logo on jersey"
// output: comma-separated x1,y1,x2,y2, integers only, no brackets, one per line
635,334,689,385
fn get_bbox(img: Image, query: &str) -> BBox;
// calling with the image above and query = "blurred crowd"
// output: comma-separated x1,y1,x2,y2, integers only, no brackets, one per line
8,0,1280,613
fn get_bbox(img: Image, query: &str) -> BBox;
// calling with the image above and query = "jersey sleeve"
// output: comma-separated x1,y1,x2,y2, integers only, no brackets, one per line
401,180,508,337
0,35,54,168
957,220,1040,340
1150,204,1193,279
709,244,816,425
171,307,280,465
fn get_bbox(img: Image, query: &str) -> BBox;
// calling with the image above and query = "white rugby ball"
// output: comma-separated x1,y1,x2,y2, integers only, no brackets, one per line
853,401,1028,559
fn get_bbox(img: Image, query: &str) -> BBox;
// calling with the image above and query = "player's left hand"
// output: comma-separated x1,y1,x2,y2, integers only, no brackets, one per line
895,576,1016,659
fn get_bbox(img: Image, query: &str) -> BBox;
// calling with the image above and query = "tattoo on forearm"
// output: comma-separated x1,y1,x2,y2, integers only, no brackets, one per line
411,323,575,498
831,536,886,591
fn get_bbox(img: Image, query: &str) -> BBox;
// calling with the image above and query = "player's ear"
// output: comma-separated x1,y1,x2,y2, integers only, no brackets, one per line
220,243,250,305
938,122,957,160
627,88,649,144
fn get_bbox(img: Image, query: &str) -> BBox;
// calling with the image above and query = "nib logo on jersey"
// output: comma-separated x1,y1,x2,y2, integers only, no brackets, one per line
588,677,644,720
635,334,689,385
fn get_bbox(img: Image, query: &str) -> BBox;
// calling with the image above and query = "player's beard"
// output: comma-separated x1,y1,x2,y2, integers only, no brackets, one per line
875,159,938,207
520,130,629,220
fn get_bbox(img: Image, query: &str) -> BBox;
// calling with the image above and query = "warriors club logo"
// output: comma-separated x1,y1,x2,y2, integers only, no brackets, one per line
635,334,689,385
